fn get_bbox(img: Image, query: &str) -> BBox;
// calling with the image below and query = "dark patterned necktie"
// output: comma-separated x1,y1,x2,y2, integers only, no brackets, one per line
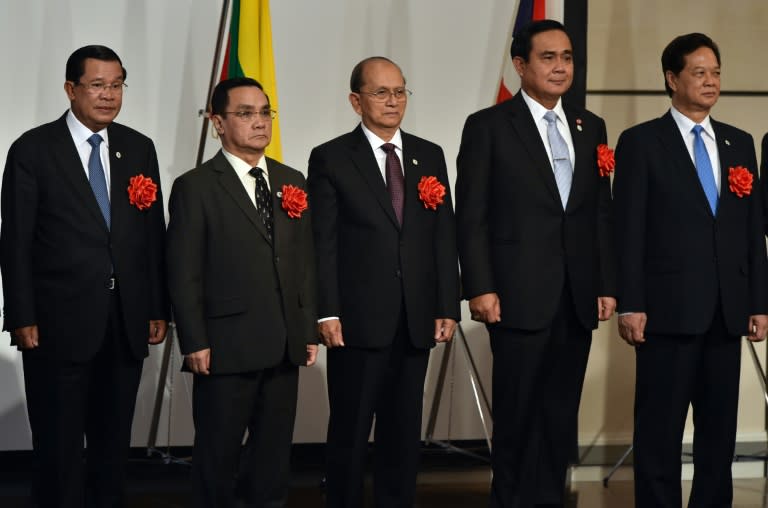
249,167,273,241
381,143,404,225
87,134,111,229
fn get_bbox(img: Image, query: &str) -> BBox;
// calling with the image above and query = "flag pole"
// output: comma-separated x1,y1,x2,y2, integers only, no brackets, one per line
196,0,232,167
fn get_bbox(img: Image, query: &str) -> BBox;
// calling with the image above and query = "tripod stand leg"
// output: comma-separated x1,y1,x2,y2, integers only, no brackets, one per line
424,338,455,443
456,325,492,451
603,444,633,487
747,340,768,408
147,325,175,454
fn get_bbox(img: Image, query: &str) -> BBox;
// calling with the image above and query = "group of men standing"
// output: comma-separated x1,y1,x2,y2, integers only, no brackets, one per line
1,18,766,508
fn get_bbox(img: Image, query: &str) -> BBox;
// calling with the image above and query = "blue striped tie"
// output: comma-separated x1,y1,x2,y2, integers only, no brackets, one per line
544,111,572,209
692,125,718,214
87,134,111,229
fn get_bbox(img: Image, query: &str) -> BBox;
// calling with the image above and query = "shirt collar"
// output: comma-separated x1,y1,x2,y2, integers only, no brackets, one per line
221,148,268,180
520,89,566,124
670,106,714,140
360,122,403,153
66,109,109,147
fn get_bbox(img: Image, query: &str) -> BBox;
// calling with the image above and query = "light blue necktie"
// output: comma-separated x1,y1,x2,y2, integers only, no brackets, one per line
692,125,718,215
544,110,572,209
87,134,111,229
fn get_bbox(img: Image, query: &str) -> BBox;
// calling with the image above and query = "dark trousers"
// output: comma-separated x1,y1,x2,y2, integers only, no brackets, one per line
191,362,299,508
22,290,142,508
633,308,740,508
488,287,591,508
325,317,430,508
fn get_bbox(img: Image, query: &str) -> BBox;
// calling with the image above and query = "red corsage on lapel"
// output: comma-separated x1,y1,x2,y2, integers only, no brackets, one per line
596,144,615,177
728,166,753,197
280,184,308,218
127,174,158,210
417,176,446,210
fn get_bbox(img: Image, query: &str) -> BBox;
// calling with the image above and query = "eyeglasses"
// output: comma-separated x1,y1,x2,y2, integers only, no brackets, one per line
359,88,412,102
223,109,277,121
75,82,127,94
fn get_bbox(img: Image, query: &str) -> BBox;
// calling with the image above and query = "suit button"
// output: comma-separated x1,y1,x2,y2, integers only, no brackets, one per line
275,256,280,263
395,269,402,278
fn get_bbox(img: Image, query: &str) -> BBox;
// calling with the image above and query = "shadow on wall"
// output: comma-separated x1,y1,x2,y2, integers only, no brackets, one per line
0,347,32,450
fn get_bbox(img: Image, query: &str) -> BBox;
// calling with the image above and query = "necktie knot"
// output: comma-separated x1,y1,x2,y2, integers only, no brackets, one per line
381,143,396,154
249,167,264,178
544,110,558,125
692,125,705,138
87,133,103,149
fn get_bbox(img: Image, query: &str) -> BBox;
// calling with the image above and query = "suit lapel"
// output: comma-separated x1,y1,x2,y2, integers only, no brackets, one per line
712,120,743,214
348,126,400,228
656,112,714,217
505,95,561,205
212,151,272,243
564,107,588,212
50,115,110,232
267,157,289,247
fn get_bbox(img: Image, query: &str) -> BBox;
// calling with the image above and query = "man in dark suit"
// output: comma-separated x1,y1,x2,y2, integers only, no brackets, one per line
613,33,768,508
0,45,169,507
455,20,616,507
166,77,317,507
308,56,460,507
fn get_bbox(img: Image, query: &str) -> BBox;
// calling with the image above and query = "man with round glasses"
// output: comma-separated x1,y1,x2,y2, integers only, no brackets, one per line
308,56,460,508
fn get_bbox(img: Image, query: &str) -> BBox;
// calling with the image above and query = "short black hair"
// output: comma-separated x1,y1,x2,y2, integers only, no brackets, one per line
210,77,266,115
661,33,721,97
66,45,126,83
510,19,570,62
349,56,406,92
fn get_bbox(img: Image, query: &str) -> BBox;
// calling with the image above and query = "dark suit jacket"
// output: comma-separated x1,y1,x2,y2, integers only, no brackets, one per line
166,151,316,374
307,125,460,349
613,111,768,335
0,113,169,362
761,132,768,236
455,93,615,331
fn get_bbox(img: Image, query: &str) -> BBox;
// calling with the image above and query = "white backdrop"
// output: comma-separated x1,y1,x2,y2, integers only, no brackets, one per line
0,0,518,449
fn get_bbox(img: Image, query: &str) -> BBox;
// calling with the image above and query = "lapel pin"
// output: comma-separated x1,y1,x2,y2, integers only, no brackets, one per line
276,191,283,198
725,139,731,146
412,159,418,165
115,151,122,159
576,118,583,132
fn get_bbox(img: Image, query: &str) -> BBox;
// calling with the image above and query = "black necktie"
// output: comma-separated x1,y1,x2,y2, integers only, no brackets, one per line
381,143,404,225
249,167,273,241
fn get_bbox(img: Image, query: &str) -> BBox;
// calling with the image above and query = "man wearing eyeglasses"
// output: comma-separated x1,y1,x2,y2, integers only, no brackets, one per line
166,77,317,507
308,56,460,507
0,45,169,507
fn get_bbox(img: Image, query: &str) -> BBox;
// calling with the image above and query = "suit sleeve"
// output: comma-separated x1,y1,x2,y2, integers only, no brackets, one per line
761,133,768,237
596,119,616,296
455,112,496,299
612,128,649,313
432,146,461,319
143,140,171,321
0,138,39,331
166,176,209,354
297,173,319,343
745,135,768,314
307,147,341,319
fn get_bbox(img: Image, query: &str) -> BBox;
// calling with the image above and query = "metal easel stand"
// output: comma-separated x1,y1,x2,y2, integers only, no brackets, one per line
424,323,493,462
603,340,768,487
146,323,190,466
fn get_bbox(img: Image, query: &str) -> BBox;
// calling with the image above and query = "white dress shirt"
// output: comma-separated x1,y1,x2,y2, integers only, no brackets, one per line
669,106,721,194
520,89,575,169
66,110,111,199
221,148,269,207
360,122,405,182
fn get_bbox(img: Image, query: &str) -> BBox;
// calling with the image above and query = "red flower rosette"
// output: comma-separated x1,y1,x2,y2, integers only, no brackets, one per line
281,184,308,218
417,176,446,210
596,144,615,177
728,166,753,198
127,174,157,210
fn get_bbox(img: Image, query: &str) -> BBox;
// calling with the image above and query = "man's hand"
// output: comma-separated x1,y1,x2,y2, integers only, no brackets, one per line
185,348,211,375
306,344,319,366
617,312,647,345
468,292,501,323
318,319,344,348
12,325,39,350
434,318,457,343
747,314,768,342
598,297,617,321
148,320,168,345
